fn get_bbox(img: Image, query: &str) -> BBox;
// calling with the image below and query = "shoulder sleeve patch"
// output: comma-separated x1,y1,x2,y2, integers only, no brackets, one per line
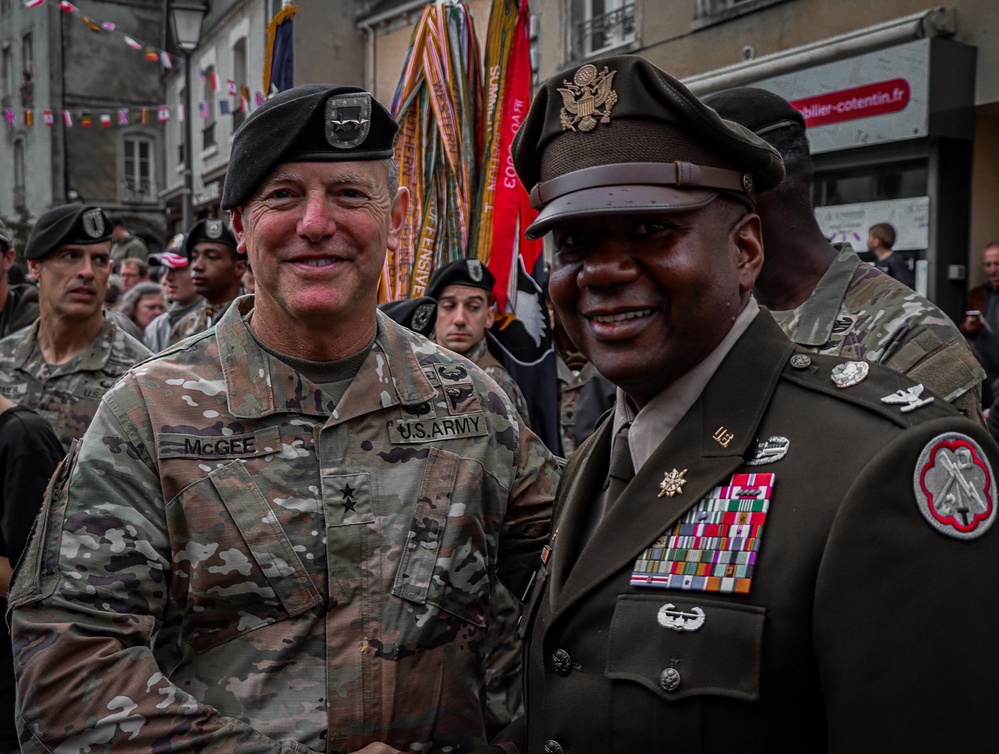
915,432,996,540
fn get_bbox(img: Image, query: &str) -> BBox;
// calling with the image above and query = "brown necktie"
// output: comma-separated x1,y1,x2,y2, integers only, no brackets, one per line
605,424,634,506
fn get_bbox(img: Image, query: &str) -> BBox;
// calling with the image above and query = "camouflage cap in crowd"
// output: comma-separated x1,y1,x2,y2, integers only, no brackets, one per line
425,258,496,300
182,219,238,259
511,54,786,239
24,204,114,260
221,84,399,210
702,87,806,138
378,296,438,339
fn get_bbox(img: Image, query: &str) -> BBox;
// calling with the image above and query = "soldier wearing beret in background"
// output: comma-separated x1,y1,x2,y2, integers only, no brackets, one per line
0,204,151,451
427,258,532,430
0,220,39,338
378,295,438,339
703,87,986,425
482,55,999,753
167,217,246,345
10,84,556,754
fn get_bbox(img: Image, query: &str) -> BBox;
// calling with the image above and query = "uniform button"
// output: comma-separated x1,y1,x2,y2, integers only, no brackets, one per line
551,648,572,676
544,740,564,754
660,667,681,692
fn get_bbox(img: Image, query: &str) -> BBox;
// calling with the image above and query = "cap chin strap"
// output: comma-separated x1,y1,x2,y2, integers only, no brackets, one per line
529,161,753,210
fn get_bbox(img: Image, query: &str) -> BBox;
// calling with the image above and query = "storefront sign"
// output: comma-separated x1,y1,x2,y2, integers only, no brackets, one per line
790,78,911,128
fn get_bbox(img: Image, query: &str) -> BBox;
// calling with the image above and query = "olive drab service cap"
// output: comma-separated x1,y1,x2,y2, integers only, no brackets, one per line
24,204,113,260
182,218,238,259
511,54,786,239
221,84,399,210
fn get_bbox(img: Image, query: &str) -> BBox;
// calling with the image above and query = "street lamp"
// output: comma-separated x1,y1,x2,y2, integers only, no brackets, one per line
169,0,211,233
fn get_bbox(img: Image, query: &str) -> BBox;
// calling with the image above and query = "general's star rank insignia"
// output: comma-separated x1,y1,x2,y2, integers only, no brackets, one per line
915,432,996,539
658,468,688,498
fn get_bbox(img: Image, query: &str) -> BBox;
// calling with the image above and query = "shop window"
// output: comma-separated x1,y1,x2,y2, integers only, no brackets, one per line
813,158,928,208
570,0,637,60
1,45,12,107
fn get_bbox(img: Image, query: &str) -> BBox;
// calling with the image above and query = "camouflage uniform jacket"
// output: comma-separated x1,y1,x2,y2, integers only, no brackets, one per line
110,234,150,269
466,338,532,429
768,248,986,421
168,296,238,346
9,297,557,754
0,314,151,451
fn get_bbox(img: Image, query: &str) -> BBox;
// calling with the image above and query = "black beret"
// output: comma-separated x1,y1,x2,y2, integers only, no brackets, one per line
25,205,113,260
702,87,806,138
512,54,785,239
378,297,438,339
425,258,496,300
221,84,399,210
183,219,238,259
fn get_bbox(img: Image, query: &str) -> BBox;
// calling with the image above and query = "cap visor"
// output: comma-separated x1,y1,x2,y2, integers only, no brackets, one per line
525,185,718,240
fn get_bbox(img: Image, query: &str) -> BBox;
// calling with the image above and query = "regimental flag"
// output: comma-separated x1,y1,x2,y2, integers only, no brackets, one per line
139,107,148,125
145,47,158,63
123,35,141,50
219,99,230,115
43,109,54,126
63,110,73,127
24,109,32,126
4,109,14,126
487,254,559,452
24,0,46,8
117,108,129,126
160,51,173,70
264,4,298,94
80,110,92,128
99,111,111,127
158,105,170,123
227,79,237,96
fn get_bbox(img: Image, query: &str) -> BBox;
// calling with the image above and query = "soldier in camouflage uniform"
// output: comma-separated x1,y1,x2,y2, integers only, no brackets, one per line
705,87,986,423
167,217,246,345
9,84,556,754
427,258,533,430
425,259,535,737
0,205,151,451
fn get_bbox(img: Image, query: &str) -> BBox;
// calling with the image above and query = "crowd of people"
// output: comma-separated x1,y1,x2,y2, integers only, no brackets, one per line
1,54,998,753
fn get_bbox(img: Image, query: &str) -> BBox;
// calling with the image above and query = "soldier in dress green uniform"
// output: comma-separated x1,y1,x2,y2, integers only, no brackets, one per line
479,54,999,754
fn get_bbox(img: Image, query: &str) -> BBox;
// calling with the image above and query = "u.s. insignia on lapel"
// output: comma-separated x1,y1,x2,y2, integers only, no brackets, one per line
915,432,995,539
632,473,775,594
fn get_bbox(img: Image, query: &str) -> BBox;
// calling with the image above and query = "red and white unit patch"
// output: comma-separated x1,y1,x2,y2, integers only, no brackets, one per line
915,433,996,540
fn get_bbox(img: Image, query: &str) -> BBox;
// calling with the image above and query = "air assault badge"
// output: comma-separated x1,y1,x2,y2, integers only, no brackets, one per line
559,63,618,133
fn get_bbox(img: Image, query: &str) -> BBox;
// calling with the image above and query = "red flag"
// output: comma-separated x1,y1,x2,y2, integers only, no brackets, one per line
99,111,111,127
487,2,541,311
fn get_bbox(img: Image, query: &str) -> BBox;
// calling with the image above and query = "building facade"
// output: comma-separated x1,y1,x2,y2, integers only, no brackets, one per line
0,0,169,254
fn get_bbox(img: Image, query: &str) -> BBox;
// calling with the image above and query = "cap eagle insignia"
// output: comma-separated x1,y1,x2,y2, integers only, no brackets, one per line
559,64,618,132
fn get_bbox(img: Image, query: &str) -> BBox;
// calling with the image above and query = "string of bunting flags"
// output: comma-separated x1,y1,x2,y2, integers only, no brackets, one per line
3,86,267,130
22,0,180,71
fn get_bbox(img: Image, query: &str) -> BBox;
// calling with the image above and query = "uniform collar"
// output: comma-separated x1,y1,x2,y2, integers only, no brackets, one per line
769,247,860,347
12,314,117,373
216,298,438,421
